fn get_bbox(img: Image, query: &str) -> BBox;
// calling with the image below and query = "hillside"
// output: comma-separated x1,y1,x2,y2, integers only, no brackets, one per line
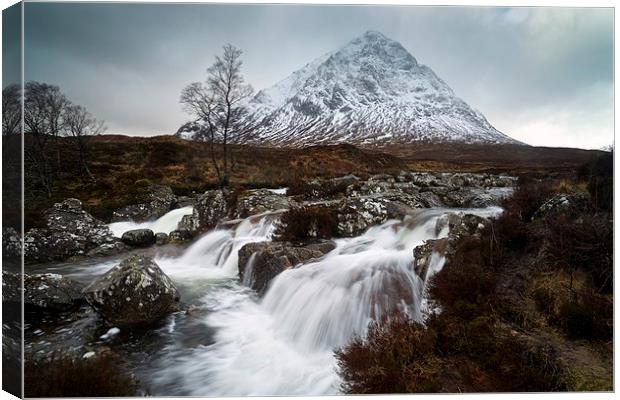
13,134,604,231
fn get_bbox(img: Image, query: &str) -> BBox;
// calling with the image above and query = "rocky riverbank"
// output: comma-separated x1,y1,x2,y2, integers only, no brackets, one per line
11,172,515,266
10,168,609,396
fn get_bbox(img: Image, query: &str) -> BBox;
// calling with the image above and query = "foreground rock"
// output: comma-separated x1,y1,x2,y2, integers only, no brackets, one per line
84,255,180,325
2,227,21,260
233,189,291,218
168,229,193,244
178,189,228,233
111,184,177,222
24,199,121,263
3,271,85,311
413,213,488,283
238,241,335,294
155,232,169,245
336,197,391,236
533,192,590,220
121,229,156,247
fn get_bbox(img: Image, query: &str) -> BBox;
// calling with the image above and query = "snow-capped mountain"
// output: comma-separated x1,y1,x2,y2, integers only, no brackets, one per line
178,31,518,146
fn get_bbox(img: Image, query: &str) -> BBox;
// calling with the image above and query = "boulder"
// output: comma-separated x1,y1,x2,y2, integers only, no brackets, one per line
84,255,180,325
409,172,516,189
238,241,335,295
412,213,489,283
3,271,85,311
24,199,119,263
178,189,228,233
25,273,85,310
410,172,443,188
463,192,499,208
533,192,591,220
155,232,169,246
168,229,193,244
175,195,196,207
413,238,448,282
2,227,21,260
411,191,444,208
368,173,396,183
296,175,360,200
2,271,21,303
121,229,156,247
87,241,129,258
233,189,291,218
336,196,391,237
111,184,177,222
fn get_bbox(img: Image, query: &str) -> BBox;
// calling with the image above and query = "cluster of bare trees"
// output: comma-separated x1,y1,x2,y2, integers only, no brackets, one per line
180,44,254,187
2,81,105,197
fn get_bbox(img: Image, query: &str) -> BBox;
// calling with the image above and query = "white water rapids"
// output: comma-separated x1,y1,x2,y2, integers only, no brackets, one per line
107,206,194,237
129,206,501,396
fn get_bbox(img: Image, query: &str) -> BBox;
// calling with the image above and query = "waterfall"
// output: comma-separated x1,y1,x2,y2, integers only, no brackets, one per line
107,206,194,237
154,211,279,280
148,207,504,396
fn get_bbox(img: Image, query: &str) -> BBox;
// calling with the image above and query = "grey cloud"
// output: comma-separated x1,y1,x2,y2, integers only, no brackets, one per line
22,3,613,148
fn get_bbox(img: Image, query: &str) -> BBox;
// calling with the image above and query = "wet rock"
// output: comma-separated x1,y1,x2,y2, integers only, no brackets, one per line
168,229,193,244
2,271,21,303
87,241,130,258
410,172,443,188
84,255,180,325
385,201,416,220
368,173,396,183
175,195,195,207
411,191,444,208
533,192,590,220
297,175,360,200
24,199,119,263
121,229,156,248
25,273,85,311
410,172,516,189
413,238,448,282
3,271,84,311
155,232,169,245
463,192,499,208
2,227,21,260
238,240,335,295
111,184,177,222
412,213,489,283
233,189,290,218
423,187,502,208
336,196,391,237
178,189,228,233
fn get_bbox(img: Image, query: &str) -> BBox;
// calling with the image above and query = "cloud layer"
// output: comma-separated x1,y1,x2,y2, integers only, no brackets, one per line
21,3,613,149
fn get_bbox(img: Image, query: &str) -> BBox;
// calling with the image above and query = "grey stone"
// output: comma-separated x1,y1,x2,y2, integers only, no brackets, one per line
121,229,156,247
84,255,180,325
238,241,335,295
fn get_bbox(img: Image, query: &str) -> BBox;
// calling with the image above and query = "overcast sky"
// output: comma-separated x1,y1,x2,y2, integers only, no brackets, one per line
12,3,614,149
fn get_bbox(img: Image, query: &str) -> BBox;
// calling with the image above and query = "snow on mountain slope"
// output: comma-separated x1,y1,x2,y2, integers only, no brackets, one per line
178,31,519,146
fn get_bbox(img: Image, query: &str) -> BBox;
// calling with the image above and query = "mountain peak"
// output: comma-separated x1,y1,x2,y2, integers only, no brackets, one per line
179,31,519,147
359,30,388,41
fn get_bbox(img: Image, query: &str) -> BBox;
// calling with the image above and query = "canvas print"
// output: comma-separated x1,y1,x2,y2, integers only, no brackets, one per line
1,1,614,397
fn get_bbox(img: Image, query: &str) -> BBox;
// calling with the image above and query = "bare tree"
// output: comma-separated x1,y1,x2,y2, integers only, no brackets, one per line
181,44,254,186
23,81,104,196
64,104,105,181
24,82,69,197
2,84,21,136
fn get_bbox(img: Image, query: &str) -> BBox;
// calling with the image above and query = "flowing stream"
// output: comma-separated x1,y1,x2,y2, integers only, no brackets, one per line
107,206,194,237
27,206,502,396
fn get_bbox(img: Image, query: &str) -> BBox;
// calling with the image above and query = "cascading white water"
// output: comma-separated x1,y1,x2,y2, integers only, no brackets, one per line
155,212,279,280
107,206,194,237
149,207,503,396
